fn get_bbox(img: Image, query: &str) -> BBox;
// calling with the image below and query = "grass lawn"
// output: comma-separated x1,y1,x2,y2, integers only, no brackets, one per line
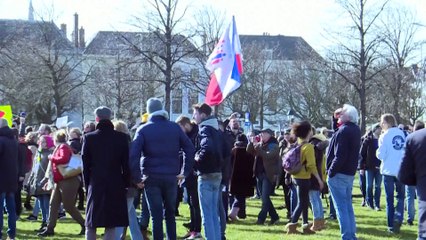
3,177,419,239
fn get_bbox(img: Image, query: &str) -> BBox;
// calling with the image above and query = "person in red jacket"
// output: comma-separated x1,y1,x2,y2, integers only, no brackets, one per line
38,130,85,237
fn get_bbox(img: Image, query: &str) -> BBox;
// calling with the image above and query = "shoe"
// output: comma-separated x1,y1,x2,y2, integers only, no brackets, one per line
407,220,414,226
24,202,33,211
310,219,326,231
285,222,301,234
255,220,265,225
58,212,66,220
361,200,366,207
37,229,54,237
269,218,280,225
374,207,381,211
228,207,240,222
302,223,316,234
77,205,85,211
393,220,401,234
185,232,203,240
237,210,246,219
26,214,37,221
34,222,47,233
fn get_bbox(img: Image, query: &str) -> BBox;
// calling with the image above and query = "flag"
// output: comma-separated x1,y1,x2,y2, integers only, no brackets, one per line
0,105,13,127
205,16,243,106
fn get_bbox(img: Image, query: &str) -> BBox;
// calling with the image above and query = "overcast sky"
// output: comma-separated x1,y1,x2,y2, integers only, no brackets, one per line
1,0,425,59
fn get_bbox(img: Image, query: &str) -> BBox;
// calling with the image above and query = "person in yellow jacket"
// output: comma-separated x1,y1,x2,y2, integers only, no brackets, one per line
285,121,324,235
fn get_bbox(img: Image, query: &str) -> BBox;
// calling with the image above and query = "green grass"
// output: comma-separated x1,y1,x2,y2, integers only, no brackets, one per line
4,179,419,239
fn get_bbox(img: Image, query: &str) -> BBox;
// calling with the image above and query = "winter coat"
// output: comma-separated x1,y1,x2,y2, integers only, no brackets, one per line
309,135,329,190
326,122,361,178
182,124,199,190
230,142,255,197
0,126,19,193
82,119,131,228
247,137,281,184
195,117,227,175
130,111,195,183
359,132,381,170
50,143,73,183
29,148,52,196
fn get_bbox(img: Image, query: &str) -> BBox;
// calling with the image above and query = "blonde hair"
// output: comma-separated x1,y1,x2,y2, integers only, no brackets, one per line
54,129,68,143
113,120,129,135
69,128,82,137
25,131,38,144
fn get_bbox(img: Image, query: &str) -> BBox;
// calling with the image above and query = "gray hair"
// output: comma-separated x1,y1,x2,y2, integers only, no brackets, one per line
343,104,359,123
0,118,9,128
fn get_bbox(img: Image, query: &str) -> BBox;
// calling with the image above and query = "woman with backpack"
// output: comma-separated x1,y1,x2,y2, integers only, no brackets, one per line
284,121,324,235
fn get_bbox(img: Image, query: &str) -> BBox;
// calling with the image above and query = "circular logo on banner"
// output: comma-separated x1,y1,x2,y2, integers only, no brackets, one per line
392,135,405,150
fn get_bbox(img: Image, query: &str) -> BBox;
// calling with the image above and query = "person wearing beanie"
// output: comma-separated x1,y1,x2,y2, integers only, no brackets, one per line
81,106,131,240
130,98,195,240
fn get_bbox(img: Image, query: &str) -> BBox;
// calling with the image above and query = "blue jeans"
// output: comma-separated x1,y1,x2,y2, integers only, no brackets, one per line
309,190,324,219
33,197,41,216
218,185,227,239
328,173,357,240
258,173,279,223
366,169,382,208
406,185,416,222
198,173,222,240
383,175,405,229
38,194,50,223
0,192,16,239
359,171,366,201
116,197,143,240
144,176,177,240
290,184,297,213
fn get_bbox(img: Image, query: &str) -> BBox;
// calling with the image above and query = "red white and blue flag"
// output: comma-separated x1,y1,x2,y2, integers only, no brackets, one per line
205,16,243,106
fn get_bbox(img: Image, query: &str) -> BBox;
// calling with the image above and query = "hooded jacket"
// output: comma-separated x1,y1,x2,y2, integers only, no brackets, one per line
195,117,226,174
377,127,406,177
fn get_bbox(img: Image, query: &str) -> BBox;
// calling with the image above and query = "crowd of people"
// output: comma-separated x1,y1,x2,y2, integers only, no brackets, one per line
0,99,425,240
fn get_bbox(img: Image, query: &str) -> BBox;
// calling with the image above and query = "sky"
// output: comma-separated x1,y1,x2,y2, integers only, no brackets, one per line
1,0,426,60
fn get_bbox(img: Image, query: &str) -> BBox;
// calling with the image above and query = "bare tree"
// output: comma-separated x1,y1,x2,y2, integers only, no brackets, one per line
122,0,198,113
326,0,390,133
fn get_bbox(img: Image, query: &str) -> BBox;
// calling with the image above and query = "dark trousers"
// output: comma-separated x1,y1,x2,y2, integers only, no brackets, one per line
359,171,366,200
291,178,310,224
15,181,23,217
186,185,202,232
282,183,292,218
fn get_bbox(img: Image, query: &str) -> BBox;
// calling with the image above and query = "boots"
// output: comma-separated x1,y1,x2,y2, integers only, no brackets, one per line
311,219,326,231
34,222,47,233
302,223,316,235
285,222,301,234
228,207,240,221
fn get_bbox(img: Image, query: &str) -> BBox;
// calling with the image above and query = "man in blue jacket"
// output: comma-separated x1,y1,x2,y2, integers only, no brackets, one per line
192,103,226,240
326,104,361,240
399,124,426,240
130,98,195,240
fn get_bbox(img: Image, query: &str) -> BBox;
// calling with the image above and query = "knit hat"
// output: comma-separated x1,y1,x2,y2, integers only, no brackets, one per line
146,98,163,114
94,106,112,120
260,128,274,136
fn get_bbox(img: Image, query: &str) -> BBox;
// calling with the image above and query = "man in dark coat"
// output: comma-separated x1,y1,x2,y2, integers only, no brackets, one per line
130,98,195,240
0,118,19,240
399,127,426,240
82,106,131,240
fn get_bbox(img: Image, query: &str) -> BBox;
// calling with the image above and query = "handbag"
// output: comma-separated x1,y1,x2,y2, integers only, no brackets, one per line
57,154,83,179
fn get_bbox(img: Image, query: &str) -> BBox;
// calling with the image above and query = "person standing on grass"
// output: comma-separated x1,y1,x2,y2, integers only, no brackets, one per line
0,118,19,240
399,121,426,240
326,104,361,240
285,121,323,235
377,113,406,234
359,123,382,211
192,103,226,240
82,106,131,240
130,98,195,240
247,128,281,226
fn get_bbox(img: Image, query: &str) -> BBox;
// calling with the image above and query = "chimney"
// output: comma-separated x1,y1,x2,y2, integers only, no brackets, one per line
60,24,67,38
79,27,85,48
73,13,79,48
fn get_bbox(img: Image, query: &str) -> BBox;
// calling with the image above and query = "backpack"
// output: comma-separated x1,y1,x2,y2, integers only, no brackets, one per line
282,143,305,174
